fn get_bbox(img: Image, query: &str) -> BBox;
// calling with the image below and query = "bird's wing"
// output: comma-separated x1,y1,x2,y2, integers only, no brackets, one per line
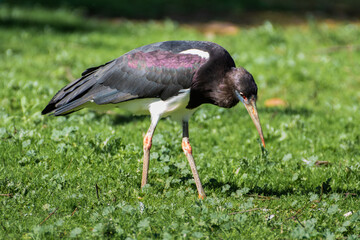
42,49,208,116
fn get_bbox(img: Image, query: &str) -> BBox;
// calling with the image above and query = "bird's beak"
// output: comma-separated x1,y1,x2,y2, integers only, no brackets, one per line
236,92,266,148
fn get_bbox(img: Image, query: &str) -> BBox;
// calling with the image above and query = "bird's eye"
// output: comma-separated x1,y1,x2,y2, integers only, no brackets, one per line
240,92,247,101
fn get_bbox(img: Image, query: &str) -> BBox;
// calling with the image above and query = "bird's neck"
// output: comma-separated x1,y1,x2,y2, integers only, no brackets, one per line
186,52,238,109
187,75,238,109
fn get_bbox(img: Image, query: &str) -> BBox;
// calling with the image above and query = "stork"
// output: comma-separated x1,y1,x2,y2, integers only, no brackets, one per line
42,41,265,199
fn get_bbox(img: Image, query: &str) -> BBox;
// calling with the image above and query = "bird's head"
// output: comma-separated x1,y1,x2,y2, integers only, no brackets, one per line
229,67,266,148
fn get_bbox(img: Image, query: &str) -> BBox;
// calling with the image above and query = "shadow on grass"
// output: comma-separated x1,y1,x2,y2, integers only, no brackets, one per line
202,178,299,196
0,16,121,33
1,18,87,32
261,107,313,117
165,177,360,197
204,177,360,197
112,114,148,125
90,110,148,125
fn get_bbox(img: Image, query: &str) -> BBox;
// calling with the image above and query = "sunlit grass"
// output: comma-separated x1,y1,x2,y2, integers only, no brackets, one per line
1,5,360,239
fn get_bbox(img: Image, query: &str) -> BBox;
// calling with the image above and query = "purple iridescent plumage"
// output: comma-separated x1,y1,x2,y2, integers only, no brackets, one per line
127,51,207,70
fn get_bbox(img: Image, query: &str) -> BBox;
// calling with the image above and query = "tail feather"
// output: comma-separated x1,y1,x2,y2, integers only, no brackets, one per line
54,76,96,106
42,61,115,116
52,98,90,116
42,85,93,116
42,78,94,115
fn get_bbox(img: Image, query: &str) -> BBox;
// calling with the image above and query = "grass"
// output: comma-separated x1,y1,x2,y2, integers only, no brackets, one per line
1,5,360,239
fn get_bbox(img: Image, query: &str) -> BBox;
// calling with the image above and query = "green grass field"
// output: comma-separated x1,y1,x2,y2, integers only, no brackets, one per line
1,5,360,239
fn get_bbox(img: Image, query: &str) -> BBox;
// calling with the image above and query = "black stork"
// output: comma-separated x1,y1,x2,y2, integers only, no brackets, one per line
42,41,265,199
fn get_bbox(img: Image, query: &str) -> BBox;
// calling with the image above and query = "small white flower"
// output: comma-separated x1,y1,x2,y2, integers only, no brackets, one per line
344,211,352,217
302,158,310,165
139,202,145,214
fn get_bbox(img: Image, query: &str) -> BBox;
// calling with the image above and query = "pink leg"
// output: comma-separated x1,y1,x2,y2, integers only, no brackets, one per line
182,121,206,199
141,116,159,188
141,133,152,188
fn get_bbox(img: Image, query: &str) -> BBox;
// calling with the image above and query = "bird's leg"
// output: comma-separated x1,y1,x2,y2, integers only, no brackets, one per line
182,121,206,199
141,116,159,188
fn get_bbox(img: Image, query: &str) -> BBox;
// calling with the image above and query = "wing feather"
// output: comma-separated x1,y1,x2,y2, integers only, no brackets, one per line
42,47,208,116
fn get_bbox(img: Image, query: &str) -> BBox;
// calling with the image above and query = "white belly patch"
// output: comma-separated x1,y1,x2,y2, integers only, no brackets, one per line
89,88,196,122
149,89,195,122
